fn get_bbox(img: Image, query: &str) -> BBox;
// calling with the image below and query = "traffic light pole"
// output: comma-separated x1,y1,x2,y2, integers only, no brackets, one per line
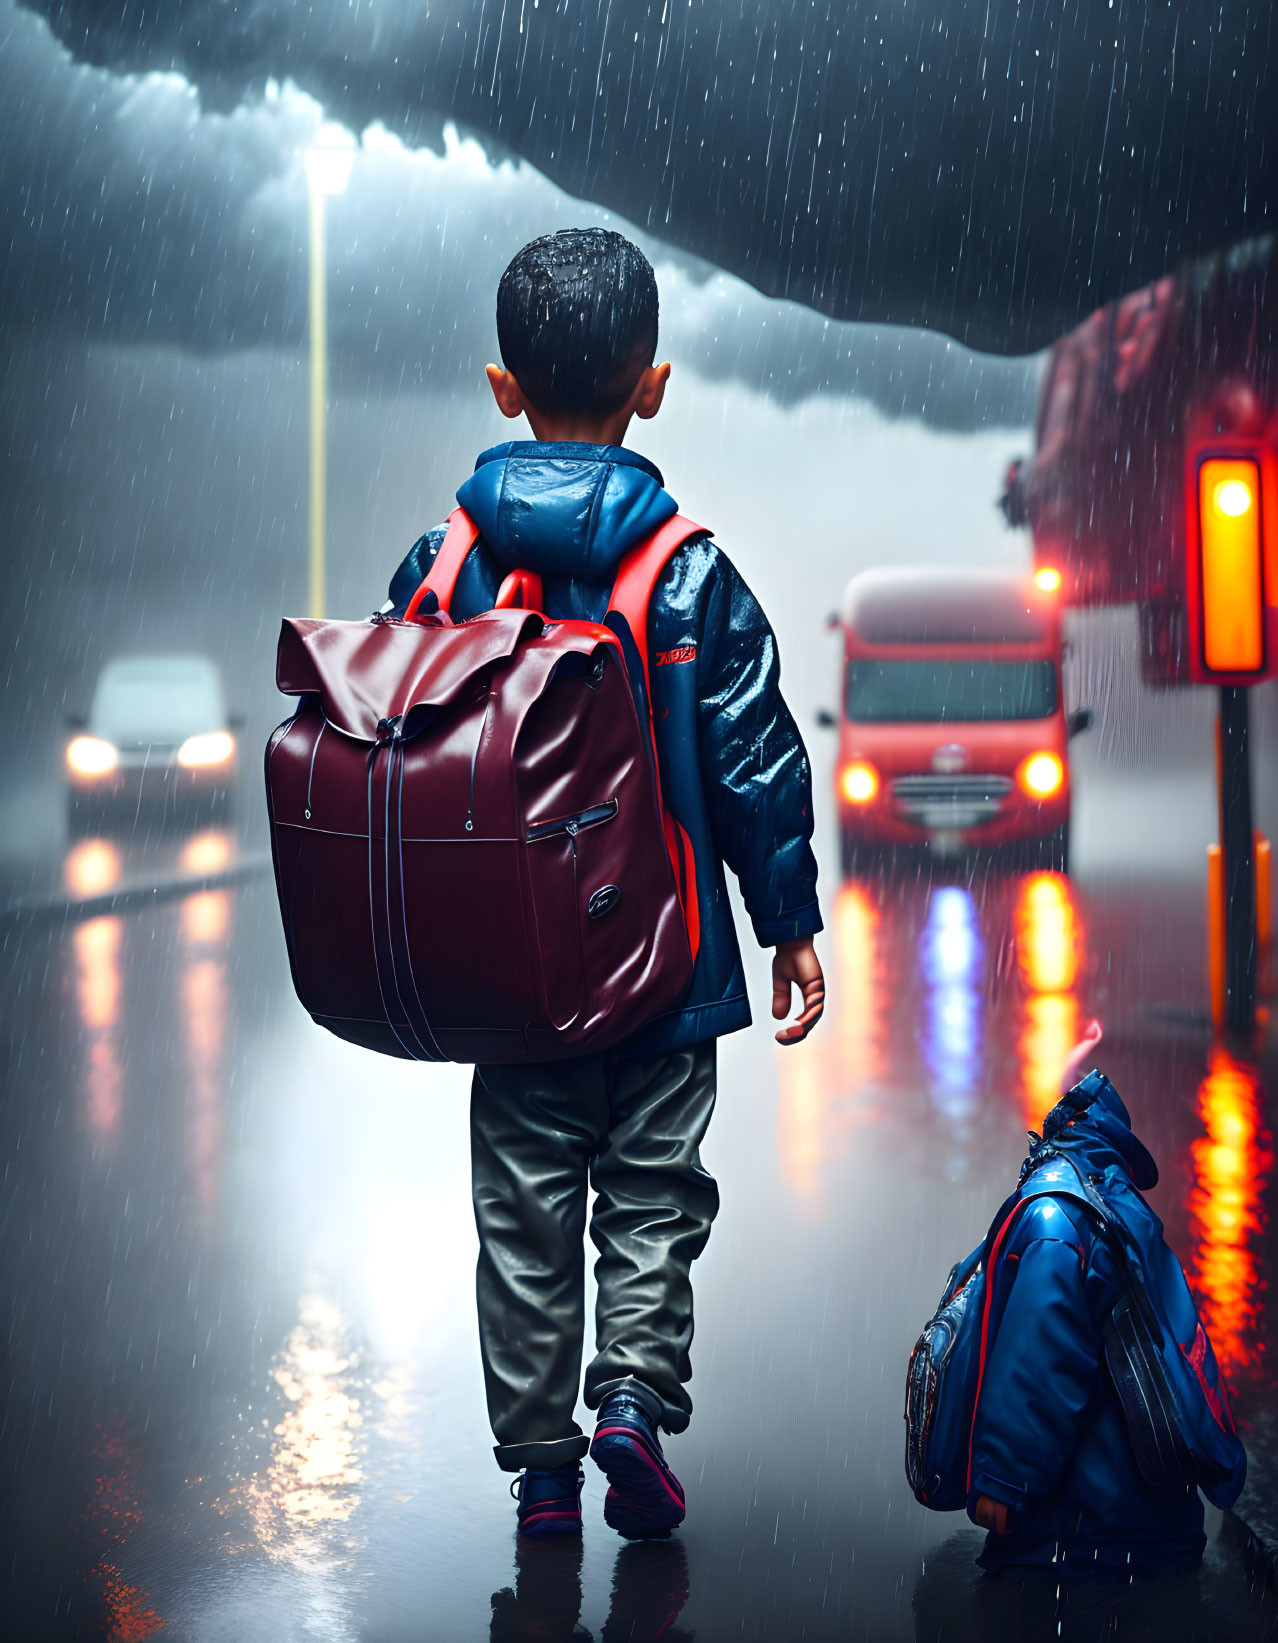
1220,684,1256,1033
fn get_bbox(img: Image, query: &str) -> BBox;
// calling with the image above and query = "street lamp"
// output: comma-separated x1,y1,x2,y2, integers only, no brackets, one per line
304,125,356,619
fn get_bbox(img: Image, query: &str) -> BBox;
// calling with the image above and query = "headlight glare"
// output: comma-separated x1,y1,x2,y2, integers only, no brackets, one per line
1018,751,1064,798
840,760,880,805
178,730,236,769
66,735,119,777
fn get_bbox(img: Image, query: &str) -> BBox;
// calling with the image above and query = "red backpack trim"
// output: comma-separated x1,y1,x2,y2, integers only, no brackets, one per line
404,507,480,621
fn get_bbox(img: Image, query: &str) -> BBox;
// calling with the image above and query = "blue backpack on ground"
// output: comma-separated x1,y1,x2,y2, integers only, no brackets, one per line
904,1070,1247,1514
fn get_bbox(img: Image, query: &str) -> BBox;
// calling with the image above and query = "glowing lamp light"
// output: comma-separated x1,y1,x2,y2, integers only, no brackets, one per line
66,735,119,778
1213,479,1254,518
1018,751,1064,799
178,731,235,769
1198,458,1263,675
1034,566,1062,593
305,124,356,196
840,760,879,805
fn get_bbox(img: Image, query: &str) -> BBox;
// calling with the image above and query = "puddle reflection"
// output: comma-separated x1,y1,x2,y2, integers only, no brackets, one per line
179,831,233,1217
489,1536,692,1642
832,882,888,1096
920,886,983,1141
73,915,124,1139
1188,1049,1271,1385
86,1423,166,1642
65,837,122,900
1015,874,1086,1130
777,881,888,1207
247,1290,365,1554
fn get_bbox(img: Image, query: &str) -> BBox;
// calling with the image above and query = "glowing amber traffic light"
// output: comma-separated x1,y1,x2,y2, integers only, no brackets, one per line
1198,458,1263,675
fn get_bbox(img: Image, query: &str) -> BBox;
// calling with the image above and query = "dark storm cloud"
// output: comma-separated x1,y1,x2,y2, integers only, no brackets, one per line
17,0,1275,354
0,4,1039,431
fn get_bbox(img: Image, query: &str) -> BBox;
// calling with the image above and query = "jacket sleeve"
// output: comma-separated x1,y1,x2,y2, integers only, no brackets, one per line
968,1209,1102,1516
695,549,822,946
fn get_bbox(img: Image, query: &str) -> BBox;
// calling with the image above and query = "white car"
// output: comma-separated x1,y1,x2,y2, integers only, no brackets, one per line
66,654,239,828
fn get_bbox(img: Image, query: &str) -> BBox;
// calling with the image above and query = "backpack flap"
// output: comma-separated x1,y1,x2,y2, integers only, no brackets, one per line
275,609,544,740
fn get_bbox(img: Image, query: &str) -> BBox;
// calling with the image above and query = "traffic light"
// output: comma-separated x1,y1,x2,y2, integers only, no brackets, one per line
1189,453,1266,680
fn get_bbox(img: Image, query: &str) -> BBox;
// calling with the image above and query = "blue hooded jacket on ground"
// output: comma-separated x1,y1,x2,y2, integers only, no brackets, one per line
970,1078,1207,1576
385,440,823,1055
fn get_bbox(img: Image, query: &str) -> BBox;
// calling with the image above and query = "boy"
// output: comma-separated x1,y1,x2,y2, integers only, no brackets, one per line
384,229,824,1540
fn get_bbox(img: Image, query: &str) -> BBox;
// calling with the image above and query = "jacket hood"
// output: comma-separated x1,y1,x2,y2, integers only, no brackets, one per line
1041,1069,1159,1190
456,441,678,580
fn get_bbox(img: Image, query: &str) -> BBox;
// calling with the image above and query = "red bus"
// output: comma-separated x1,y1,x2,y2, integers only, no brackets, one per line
824,568,1090,874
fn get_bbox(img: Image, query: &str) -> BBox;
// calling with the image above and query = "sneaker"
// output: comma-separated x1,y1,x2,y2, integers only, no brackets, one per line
589,1390,686,1540
511,1464,584,1538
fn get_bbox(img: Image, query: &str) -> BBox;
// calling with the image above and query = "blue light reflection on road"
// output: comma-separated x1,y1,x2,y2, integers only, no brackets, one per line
920,886,983,1143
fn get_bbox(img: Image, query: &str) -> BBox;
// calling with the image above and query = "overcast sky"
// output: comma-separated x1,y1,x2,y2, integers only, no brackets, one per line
0,0,1039,788
0,2,1040,421
12,0,1270,353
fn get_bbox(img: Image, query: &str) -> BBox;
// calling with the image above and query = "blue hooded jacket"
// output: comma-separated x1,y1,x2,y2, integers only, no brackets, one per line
969,1078,1207,1575
385,441,822,1055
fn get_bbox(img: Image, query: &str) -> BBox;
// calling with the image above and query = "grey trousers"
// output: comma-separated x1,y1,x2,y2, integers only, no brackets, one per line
470,1042,719,1472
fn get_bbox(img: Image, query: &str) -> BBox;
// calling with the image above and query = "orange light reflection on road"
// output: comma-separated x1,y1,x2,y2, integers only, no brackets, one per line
182,888,230,947
1189,1050,1271,1384
180,830,233,876
833,883,887,1096
73,915,124,1137
777,883,885,1208
1016,874,1084,1130
86,1424,166,1642
1017,873,1079,993
65,838,121,899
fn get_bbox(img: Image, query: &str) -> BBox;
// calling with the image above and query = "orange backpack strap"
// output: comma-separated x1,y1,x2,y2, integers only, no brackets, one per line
606,513,709,960
605,513,707,707
404,507,480,622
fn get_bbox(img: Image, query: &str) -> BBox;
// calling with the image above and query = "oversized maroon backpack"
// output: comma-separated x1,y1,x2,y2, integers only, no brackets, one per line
265,507,704,1062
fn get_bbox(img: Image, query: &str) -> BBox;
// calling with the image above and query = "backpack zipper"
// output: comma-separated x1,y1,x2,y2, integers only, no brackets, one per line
525,799,618,842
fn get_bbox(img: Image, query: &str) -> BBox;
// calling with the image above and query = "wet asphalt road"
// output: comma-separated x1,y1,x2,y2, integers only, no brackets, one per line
2,772,1278,1642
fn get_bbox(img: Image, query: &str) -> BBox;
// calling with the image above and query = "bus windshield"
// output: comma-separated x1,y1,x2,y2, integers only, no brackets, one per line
845,658,1058,723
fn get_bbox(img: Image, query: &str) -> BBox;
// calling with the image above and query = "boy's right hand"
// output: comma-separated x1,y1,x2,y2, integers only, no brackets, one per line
772,938,825,1045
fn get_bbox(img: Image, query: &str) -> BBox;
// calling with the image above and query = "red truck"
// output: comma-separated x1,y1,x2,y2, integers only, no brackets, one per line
823,568,1091,875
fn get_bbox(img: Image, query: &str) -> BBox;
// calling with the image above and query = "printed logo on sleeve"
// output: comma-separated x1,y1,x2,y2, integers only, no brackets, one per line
655,645,697,666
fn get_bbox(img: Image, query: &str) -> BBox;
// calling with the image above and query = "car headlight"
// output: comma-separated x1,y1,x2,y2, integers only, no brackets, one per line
178,730,236,769
840,760,880,805
1017,751,1064,798
66,735,119,777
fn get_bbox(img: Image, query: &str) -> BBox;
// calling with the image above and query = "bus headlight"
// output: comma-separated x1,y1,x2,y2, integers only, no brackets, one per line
840,760,880,805
1018,752,1064,798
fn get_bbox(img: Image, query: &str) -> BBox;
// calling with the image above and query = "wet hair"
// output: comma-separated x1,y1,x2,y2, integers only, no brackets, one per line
496,229,659,416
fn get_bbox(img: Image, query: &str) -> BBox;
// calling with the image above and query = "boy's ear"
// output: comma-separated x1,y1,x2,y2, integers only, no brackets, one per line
633,361,671,421
486,363,526,420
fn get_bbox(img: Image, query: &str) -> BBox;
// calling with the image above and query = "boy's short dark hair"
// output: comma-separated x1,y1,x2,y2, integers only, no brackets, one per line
496,229,659,416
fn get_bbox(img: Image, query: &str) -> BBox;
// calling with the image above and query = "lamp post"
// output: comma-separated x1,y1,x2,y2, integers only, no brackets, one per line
304,126,355,619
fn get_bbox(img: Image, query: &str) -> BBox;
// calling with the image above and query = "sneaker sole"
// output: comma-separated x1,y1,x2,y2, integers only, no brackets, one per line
590,1428,685,1539
517,1508,583,1538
